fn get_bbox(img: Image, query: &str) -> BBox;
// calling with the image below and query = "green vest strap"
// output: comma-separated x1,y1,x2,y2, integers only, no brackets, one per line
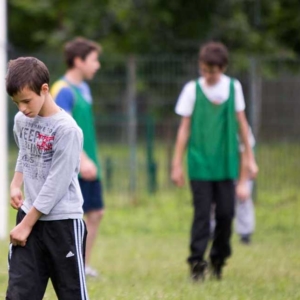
63,80,101,179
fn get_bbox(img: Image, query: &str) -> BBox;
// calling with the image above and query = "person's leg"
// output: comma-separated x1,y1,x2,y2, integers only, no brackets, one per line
85,209,104,267
210,203,216,239
6,210,49,300
188,180,213,280
235,180,255,243
209,180,235,279
80,179,105,276
46,219,89,300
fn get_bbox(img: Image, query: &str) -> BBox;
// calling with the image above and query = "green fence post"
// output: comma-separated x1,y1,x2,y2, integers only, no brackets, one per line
146,115,157,193
105,157,113,192
126,55,137,201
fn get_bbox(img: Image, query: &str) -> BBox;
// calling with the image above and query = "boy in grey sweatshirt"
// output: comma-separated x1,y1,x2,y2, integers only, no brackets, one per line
6,57,89,300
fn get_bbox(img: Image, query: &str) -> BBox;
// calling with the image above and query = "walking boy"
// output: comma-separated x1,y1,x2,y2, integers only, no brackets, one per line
51,37,104,277
6,57,89,299
171,42,258,281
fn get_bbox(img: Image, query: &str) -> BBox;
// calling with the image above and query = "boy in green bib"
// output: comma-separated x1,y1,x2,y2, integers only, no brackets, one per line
171,42,258,281
51,37,104,277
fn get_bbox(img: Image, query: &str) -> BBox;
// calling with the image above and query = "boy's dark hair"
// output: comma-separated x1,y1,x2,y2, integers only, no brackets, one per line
199,42,229,68
6,57,50,97
64,37,101,69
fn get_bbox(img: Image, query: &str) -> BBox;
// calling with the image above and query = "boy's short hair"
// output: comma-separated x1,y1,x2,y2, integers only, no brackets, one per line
199,42,229,68
6,57,50,97
64,37,102,69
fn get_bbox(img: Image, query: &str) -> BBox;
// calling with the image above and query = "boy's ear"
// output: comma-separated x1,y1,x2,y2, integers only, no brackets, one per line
74,56,83,67
40,83,49,94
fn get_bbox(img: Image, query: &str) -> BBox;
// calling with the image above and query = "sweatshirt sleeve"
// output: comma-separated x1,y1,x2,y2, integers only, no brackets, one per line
33,127,83,215
13,125,23,173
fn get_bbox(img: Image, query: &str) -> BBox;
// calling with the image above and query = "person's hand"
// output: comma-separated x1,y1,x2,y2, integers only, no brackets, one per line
171,164,185,187
80,158,97,181
10,222,32,247
10,187,23,210
236,181,250,201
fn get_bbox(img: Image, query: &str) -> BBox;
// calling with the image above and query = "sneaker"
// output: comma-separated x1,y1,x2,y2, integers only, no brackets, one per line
85,265,98,277
240,234,251,245
210,260,224,280
190,261,208,282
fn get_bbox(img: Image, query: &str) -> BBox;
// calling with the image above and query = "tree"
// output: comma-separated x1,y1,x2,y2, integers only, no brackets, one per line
7,0,300,57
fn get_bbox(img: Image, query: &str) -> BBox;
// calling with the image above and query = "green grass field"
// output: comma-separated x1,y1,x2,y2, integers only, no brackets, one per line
1,143,300,299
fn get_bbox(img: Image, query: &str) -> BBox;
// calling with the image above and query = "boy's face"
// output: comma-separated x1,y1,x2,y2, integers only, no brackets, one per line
11,85,47,118
76,50,100,80
199,63,224,86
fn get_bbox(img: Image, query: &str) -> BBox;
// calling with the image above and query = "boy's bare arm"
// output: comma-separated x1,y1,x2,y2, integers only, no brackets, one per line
236,150,250,201
10,171,24,209
236,111,258,178
171,117,190,187
10,206,42,247
238,150,249,183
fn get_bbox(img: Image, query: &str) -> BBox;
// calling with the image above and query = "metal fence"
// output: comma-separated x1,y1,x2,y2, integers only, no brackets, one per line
7,52,300,204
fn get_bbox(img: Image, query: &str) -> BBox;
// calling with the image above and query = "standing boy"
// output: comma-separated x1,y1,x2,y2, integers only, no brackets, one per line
51,37,104,277
171,42,258,281
210,129,256,244
235,129,256,244
6,57,89,299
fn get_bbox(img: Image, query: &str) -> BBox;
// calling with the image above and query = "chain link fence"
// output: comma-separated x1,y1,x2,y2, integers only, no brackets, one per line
7,52,300,207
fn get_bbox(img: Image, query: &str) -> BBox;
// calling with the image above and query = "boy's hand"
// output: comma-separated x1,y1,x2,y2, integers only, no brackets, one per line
80,158,97,181
236,181,250,201
10,187,23,210
10,222,32,247
171,164,185,187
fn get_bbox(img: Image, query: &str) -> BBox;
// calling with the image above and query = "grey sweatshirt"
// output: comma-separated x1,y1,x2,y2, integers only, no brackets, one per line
13,110,84,221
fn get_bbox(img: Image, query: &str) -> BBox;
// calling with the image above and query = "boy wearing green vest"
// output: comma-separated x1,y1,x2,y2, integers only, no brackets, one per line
51,37,104,277
171,42,258,281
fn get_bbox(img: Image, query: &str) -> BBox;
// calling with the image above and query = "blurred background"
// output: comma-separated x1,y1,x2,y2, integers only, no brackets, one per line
2,1,300,298
7,0,300,206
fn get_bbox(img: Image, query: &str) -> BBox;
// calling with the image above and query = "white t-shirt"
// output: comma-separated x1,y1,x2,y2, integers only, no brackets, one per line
175,74,245,116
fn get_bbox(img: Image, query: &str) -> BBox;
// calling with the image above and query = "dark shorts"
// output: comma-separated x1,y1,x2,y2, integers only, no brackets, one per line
79,178,104,213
